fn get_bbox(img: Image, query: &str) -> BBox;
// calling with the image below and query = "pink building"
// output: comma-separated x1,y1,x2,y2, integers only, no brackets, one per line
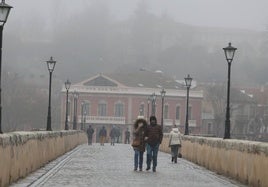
60,72,203,143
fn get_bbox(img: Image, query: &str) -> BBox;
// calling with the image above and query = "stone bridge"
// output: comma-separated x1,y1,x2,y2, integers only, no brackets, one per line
0,131,267,187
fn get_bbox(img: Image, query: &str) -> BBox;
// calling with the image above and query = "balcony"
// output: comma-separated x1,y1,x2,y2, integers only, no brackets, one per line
189,120,197,127
78,116,126,125
163,119,173,126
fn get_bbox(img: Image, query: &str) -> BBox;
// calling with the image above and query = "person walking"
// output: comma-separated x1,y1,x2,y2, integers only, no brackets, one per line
145,116,163,172
168,126,182,163
125,128,130,144
99,126,107,146
110,125,117,146
132,118,147,171
86,125,94,145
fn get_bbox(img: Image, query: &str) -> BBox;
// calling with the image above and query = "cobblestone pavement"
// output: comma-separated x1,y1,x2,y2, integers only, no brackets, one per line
12,144,246,187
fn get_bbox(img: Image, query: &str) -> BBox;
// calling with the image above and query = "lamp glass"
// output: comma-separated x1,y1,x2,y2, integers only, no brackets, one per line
0,1,12,23
223,42,237,62
65,79,71,90
161,89,166,97
73,91,79,99
46,57,56,72
185,74,192,87
152,93,156,100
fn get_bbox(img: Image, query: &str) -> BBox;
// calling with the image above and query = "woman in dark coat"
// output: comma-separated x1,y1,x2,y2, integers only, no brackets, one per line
132,117,147,171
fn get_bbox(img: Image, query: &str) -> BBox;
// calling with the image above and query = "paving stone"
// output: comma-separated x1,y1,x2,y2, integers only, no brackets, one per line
11,144,246,187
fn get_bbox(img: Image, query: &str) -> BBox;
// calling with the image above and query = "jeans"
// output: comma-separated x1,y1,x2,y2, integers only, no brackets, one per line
146,143,159,169
134,149,144,170
110,137,116,145
87,136,93,145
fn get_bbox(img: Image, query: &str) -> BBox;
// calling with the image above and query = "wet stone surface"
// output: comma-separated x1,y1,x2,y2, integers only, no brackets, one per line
11,144,246,187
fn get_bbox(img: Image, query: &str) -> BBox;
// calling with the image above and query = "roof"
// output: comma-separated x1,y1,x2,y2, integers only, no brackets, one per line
107,70,185,90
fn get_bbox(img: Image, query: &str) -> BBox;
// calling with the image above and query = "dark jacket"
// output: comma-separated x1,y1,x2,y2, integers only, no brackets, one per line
145,123,163,146
132,118,148,152
87,127,94,137
99,127,107,137
110,127,117,138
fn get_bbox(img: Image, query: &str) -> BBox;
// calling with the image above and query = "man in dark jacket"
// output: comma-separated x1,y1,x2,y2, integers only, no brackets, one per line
86,125,94,145
99,126,107,146
145,116,163,172
110,126,117,146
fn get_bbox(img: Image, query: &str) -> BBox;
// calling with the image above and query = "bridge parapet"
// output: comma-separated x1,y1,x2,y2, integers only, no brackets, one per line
0,131,87,187
160,134,268,187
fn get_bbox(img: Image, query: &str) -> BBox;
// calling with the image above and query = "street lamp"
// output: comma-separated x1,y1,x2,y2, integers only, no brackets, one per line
80,101,84,130
160,88,166,130
46,56,56,131
64,79,71,130
83,109,86,130
223,42,237,139
147,97,150,120
0,0,12,134
184,74,192,135
151,93,157,116
73,91,79,130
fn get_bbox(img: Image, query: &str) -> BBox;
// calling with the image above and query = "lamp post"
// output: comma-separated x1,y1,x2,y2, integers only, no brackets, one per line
160,88,166,130
147,97,150,120
151,93,156,116
184,74,192,135
46,57,56,131
64,79,71,130
223,42,237,139
0,0,12,134
72,91,79,130
81,101,84,130
83,110,86,130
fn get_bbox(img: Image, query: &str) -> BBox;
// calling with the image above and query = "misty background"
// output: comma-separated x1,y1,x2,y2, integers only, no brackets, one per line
2,0,268,131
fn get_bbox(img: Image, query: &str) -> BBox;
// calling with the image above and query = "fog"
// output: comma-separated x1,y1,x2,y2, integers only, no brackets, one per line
3,0,268,84
11,0,268,31
2,0,268,132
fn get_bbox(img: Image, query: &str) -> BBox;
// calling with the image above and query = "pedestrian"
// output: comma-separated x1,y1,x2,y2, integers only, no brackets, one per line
99,126,107,146
125,128,130,144
115,127,120,143
145,116,163,172
86,125,94,145
110,125,117,146
168,126,182,163
132,117,147,171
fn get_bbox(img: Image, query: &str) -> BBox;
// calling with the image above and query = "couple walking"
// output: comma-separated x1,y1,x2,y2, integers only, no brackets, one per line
132,116,163,172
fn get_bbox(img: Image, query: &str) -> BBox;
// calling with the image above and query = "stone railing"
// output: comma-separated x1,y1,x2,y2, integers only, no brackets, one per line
0,131,87,187
160,134,268,187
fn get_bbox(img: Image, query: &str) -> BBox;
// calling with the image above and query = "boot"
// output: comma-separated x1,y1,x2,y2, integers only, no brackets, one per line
171,157,174,162
174,157,177,163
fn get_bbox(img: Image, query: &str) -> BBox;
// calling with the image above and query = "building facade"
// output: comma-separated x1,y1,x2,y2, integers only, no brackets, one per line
60,73,203,143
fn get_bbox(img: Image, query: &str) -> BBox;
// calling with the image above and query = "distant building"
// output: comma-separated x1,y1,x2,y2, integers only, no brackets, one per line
60,72,203,143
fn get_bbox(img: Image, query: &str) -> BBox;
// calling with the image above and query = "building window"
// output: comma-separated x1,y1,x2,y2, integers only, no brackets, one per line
164,104,168,119
139,103,145,116
115,102,124,117
83,102,90,116
98,102,107,116
176,106,180,120
208,123,212,134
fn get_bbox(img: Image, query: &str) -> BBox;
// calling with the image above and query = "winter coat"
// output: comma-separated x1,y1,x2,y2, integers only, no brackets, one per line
145,123,163,146
132,118,148,152
110,128,117,138
99,128,107,137
87,127,94,137
168,128,182,146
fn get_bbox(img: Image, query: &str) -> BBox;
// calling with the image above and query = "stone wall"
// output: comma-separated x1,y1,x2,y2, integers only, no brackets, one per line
0,131,87,187
160,134,268,187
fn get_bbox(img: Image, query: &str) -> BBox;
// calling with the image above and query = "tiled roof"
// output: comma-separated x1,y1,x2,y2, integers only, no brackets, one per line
107,70,184,90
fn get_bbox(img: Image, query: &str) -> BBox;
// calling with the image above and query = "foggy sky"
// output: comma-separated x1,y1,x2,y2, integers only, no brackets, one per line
9,0,268,31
